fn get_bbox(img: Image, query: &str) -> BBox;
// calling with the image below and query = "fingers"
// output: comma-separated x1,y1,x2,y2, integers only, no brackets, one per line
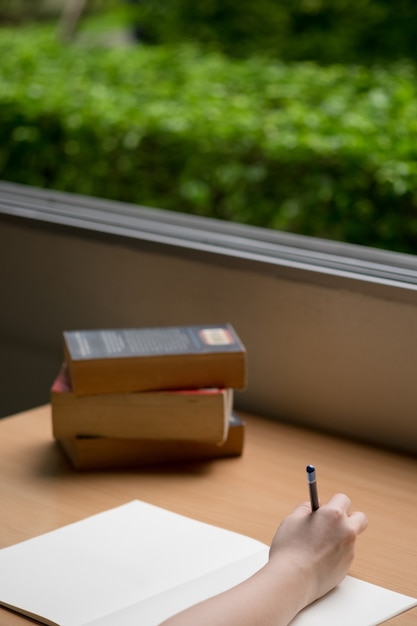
292,494,367,533
322,493,368,532
324,492,352,513
348,510,368,534
293,494,351,517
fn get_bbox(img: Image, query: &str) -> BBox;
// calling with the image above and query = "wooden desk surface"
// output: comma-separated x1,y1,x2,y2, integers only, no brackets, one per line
1,405,416,625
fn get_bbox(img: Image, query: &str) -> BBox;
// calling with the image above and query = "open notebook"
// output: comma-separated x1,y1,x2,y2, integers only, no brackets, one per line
0,500,416,626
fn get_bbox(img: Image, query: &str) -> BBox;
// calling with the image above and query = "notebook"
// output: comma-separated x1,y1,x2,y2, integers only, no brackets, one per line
0,500,416,626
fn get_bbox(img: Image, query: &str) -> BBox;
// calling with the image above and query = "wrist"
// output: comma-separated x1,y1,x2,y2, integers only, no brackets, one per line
264,552,312,617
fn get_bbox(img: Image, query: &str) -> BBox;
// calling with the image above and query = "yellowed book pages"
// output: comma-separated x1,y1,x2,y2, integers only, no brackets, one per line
58,413,244,470
51,364,232,444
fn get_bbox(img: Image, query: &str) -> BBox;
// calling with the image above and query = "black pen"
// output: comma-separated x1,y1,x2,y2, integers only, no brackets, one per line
306,464,320,511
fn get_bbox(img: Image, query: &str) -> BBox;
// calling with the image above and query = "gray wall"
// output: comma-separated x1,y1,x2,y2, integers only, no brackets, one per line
1,215,417,454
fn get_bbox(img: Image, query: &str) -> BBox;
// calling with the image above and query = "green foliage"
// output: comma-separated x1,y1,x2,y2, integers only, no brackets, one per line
127,0,417,64
128,0,290,58
1,26,417,253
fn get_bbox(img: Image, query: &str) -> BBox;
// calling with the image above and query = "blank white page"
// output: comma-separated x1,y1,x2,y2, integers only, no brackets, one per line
0,500,416,626
290,575,417,626
0,500,268,626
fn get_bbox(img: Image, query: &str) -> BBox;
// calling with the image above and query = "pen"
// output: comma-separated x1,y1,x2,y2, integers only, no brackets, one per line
306,464,320,511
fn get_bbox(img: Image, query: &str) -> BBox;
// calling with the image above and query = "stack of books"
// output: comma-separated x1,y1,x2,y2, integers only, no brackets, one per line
51,323,247,469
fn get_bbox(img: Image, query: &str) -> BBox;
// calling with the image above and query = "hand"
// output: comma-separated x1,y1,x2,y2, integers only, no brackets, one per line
161,494,368,626
268,493,368,606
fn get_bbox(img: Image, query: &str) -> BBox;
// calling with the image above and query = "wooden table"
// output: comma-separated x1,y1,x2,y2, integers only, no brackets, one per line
1,405,416,624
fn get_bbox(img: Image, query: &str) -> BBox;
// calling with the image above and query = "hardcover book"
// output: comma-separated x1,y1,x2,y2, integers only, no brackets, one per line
51,364,232,445
63,323,247,396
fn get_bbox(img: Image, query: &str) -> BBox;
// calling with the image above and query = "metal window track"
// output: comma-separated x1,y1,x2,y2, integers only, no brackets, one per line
1,180,417,289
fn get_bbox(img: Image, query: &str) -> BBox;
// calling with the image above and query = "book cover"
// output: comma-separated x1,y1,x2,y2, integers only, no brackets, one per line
63,323,247,395
58,413,245,470
51,364,232,444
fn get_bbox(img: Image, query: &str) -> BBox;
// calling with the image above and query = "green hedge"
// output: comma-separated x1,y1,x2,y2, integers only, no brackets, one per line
1,26,417,253
128,0,417,64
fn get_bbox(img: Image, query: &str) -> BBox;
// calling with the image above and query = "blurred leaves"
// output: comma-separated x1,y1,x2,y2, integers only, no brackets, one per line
1,24,417,252
128,0,417,65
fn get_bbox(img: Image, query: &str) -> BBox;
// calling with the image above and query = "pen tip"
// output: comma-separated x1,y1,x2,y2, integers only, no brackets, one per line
306,464,315,473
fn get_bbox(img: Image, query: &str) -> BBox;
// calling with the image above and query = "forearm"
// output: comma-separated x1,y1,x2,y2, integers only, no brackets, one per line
160,494,368,626
159,558,308,626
